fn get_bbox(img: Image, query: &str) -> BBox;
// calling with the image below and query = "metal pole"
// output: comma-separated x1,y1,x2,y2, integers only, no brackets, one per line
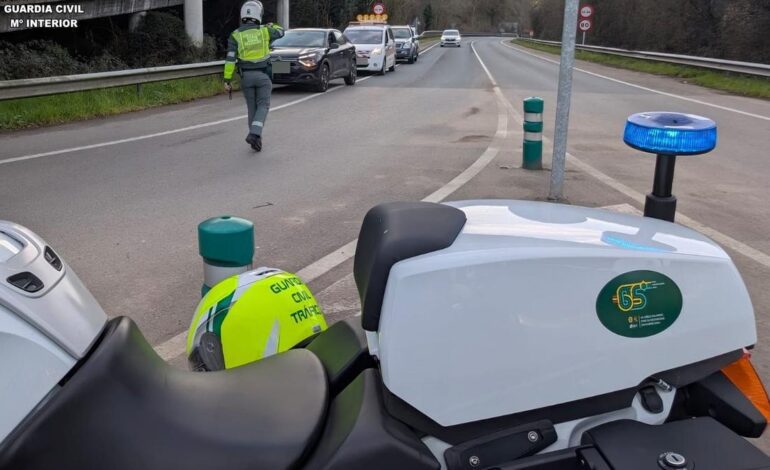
548,0,579,201
582,31,586,45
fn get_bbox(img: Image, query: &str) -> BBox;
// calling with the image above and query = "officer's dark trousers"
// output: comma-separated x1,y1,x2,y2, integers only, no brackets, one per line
241,70,272,137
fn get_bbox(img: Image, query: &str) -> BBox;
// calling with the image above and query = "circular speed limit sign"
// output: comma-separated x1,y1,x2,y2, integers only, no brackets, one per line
580,5,594,18
372,2,385,15
579,19,592,32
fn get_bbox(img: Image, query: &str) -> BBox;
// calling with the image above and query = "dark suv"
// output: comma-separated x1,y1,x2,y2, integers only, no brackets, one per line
270,28,357,92
391,26,419,63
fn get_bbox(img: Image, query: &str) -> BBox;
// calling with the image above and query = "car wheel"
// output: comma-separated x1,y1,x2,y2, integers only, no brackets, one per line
344,60,357,85
407,50,415,64
378,59,386,75
315,63,330,92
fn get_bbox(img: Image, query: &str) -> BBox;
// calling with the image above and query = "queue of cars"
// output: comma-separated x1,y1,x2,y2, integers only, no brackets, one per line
270,22,460,92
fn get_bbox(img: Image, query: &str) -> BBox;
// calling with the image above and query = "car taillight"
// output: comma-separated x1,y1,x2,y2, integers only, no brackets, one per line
721,351,770,421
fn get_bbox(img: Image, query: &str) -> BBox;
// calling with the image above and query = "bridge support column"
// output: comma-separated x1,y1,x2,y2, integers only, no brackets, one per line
184,0,204,46
277,0,289,28
128,11,146,32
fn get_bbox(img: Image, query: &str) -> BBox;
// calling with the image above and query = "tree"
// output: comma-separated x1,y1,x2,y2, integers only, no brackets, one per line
423,3,434,30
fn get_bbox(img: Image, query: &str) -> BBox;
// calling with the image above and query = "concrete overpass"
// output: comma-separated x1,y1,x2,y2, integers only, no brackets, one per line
0,0,290,44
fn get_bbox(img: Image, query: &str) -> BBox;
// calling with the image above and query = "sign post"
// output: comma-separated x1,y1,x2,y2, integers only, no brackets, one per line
579,5,593,45
548,0,580,201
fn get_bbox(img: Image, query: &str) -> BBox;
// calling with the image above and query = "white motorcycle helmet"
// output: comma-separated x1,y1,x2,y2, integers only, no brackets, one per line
240,1,263,24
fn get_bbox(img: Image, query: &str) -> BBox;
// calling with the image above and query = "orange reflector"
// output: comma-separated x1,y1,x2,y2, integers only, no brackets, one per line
722,353,770,422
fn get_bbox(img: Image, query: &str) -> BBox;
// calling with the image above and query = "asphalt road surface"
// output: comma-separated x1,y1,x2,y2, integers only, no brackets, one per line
2,37,770,448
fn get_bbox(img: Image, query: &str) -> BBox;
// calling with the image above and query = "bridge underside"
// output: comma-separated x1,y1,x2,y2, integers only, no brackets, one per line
0,0,183,33
0,0,289,35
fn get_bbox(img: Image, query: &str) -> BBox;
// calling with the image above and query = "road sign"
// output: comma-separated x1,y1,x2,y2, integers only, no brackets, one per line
579,19,592,32
580,5,594,18
372,2,386,15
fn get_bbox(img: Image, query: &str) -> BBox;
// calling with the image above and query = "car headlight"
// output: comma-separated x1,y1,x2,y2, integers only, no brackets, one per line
370,47,383,56
299,52,322,68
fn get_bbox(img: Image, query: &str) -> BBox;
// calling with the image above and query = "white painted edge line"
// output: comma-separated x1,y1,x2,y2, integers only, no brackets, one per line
481,38,770,270
567,153,770,270
1,43,443,167
499,39,770,122
156,40,464,360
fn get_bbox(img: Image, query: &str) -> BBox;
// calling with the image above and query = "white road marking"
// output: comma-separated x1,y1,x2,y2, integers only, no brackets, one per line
0,42,441,167
569,154,770,269
480,39,770,270
156,40,472,361
2,93,326,165
499,40,770,122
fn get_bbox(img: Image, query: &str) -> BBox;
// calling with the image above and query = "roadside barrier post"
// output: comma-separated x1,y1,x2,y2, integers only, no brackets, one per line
198,216,254,296
523,97,544,170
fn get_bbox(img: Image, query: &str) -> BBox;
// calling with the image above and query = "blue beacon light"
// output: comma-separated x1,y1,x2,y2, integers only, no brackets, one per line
623,112,717,222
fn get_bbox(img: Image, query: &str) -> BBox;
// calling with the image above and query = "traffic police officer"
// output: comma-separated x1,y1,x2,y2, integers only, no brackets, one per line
224,1,284,152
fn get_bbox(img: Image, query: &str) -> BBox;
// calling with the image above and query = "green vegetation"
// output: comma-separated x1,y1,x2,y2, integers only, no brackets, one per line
530,0,769,64
0,12,216,81
0,75,235,131
512,40,770,100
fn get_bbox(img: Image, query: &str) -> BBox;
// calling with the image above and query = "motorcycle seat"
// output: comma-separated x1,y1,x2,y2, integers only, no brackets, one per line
354,201,467,331
0,317,328,470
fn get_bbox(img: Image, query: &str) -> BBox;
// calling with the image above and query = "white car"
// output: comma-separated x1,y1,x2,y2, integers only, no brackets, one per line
343,23,397,75
440,29,461,47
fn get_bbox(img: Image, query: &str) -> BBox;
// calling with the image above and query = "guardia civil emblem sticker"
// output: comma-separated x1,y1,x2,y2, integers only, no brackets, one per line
596,270,682,338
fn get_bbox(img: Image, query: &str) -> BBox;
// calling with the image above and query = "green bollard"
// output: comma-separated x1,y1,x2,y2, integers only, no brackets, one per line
523,97,544,170
198,216,254,296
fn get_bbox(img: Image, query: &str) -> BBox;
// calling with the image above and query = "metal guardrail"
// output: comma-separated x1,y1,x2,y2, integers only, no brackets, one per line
419,30,517,39
0,61,225,101
0,31,514,101
520,38,770,78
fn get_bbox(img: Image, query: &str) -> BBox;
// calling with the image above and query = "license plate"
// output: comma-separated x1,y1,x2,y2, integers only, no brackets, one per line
272,61,290,74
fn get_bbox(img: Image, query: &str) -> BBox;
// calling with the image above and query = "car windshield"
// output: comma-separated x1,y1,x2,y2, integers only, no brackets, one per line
392,28,411,39
271,31,326,48
345,29,383,45
443,30,460,37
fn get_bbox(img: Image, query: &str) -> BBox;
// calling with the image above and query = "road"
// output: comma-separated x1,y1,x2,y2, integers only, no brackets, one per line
2,37,770,448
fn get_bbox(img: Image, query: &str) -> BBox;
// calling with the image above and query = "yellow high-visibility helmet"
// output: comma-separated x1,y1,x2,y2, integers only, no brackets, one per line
186,267,327,371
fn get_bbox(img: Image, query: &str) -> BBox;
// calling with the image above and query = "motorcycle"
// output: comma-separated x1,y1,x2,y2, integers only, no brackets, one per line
1,112,770,469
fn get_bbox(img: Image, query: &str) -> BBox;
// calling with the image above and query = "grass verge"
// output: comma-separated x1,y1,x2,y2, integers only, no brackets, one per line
512,39,770,100
0,75,237,131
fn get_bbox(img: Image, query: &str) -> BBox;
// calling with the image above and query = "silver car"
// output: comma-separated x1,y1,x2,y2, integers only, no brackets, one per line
344,23,397,75
440,29,461,47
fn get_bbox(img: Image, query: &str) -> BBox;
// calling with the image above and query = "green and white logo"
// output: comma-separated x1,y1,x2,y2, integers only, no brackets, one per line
596,270,682,338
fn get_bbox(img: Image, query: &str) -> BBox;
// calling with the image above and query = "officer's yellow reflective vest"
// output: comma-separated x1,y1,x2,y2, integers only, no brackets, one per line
224,24,284,81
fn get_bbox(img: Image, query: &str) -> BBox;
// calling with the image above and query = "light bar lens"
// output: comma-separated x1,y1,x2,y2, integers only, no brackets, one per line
623,112,717,155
